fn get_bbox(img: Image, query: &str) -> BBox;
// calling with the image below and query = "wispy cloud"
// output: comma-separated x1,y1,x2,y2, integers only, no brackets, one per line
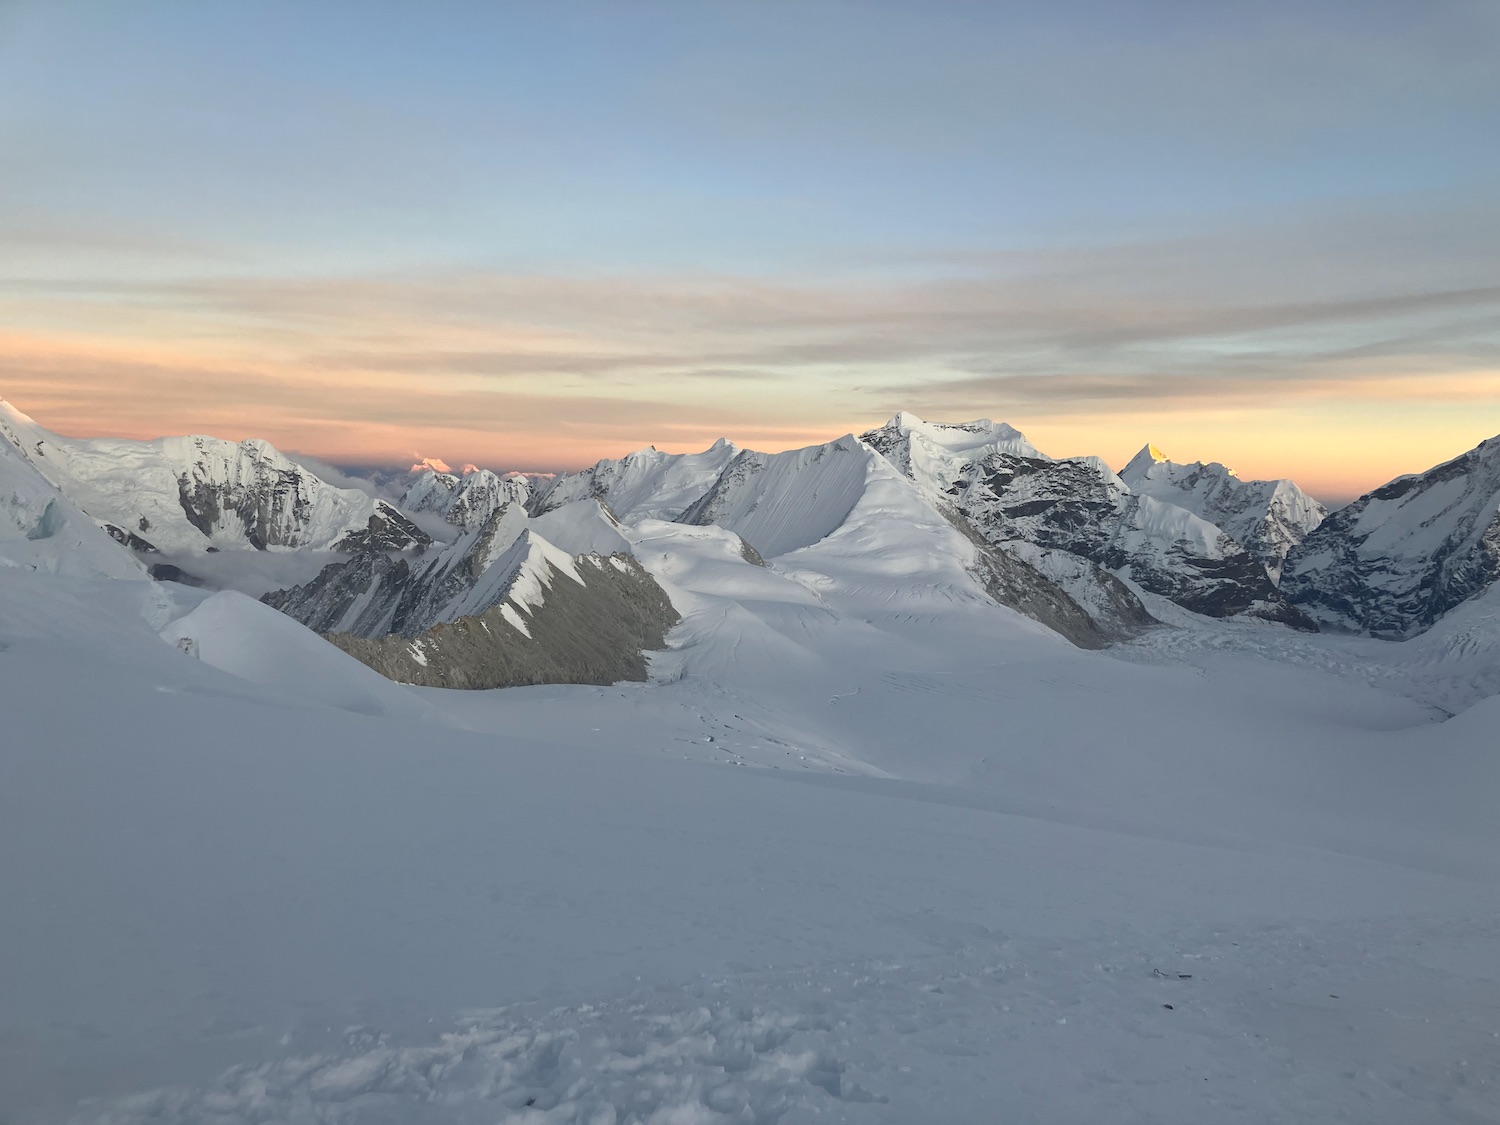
2,197,1497,493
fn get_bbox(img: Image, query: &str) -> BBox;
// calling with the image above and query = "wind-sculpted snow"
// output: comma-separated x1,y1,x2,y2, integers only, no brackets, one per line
67,917,1500,1125
0,397,428,555
1282,434,1500,637
0,423,145,580
529,438,739,521
680,435,874,559
528,497,633,556
1120,444,1326,582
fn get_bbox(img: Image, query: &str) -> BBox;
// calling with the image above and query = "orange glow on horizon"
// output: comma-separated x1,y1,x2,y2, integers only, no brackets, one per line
2,330,1497,504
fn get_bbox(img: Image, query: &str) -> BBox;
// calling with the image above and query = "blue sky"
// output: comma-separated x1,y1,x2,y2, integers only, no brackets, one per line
2,0,1498,496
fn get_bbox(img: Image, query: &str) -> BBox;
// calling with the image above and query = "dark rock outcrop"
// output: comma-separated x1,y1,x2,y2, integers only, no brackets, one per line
1282,435,1500,637
328,553,680,689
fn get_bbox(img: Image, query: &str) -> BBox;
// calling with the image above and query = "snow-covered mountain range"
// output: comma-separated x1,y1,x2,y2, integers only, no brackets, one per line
6,396,1499,689
0,398,428,557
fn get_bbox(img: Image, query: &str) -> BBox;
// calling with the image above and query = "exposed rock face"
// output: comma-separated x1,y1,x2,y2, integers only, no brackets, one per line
264,499,683,689
401,469,531,531
860,412,1044,480
999,540,1161,641
1120,445,1326,582
1282,435,1500,637
104,524,160,553
861,414,1309,630
328,553,680,689
333,509,432,554
953,452,1314,628
171,438,430,552
264,503,538,639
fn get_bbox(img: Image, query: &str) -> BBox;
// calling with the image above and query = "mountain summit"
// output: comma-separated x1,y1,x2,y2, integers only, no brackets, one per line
1119,445,1326,582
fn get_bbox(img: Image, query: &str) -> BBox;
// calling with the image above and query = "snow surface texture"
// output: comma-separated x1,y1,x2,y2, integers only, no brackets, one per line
0,398,426,556
3,527,1498,1125
1283,435,1500,637
1119,444,1326,582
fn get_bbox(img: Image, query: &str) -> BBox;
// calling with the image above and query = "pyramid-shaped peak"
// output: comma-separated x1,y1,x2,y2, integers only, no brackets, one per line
1121,443,1174,481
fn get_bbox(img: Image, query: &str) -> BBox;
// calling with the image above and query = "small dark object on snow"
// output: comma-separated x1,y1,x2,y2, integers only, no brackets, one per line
1163,1004,1174,1010
525,1097,536,1107
1179,973,1192,979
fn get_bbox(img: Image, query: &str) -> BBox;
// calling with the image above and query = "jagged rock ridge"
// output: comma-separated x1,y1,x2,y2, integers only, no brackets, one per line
401,468,532,531
265,498,682,688
860,413,1310,630
1282,435,1500,637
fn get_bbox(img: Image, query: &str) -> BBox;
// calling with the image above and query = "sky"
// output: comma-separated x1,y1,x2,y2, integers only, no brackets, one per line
1,0,1498,500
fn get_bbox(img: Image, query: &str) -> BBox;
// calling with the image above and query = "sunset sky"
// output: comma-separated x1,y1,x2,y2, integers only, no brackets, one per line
2,1,1498,501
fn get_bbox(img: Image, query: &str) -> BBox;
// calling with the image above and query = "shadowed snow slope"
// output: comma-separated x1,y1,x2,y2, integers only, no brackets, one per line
680,435,875,559
529,438,740,522
159,590,434,721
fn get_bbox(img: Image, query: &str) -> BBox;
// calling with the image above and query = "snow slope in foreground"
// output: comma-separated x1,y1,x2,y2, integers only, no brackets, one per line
2,525,1499,1124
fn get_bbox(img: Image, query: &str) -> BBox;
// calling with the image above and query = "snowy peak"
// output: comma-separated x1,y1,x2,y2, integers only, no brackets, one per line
679,435,874,559
0,400,429,556
937,451,1312,627
861,413,1048,514
400,467,530,531
529,438,741,523
1121,443,1172,480
865,413,1044,466
1120,445,1325,581
1283,433,1500,637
